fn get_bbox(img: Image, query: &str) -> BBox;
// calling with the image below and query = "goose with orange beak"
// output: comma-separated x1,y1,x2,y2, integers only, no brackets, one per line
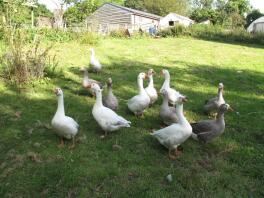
192,103,233,143
145,69,158,105
160,69,184,106
87,83,131,137
152,96,192,160
127,72,150,116
51,88,79,148
89,48,102,72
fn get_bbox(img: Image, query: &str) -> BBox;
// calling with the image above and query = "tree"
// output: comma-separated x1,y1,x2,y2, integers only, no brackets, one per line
225,0,250,15
64,0,124,25
246,9,264,27
34,3,53,18
125,0,190,16
124,0,144,10
64,0,98,25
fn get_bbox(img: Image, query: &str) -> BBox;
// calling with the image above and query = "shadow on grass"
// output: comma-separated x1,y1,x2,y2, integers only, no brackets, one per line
1,56,264,197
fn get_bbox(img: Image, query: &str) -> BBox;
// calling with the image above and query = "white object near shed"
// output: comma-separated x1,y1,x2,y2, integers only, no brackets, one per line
160,13,194,29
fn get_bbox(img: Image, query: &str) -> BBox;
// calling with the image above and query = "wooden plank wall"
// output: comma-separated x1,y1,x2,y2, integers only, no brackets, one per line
86,4,132,33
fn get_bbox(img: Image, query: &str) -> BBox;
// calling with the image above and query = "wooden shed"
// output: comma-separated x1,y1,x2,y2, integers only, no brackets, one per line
86,3,162,34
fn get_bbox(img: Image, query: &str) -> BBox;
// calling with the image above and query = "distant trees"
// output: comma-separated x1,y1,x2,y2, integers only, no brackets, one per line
124,0,191,16
64,0,124,25
190,0,251,28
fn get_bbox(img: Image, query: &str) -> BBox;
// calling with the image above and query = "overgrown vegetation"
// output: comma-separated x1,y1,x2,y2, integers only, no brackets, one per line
1,28,57,84
158,24,264,45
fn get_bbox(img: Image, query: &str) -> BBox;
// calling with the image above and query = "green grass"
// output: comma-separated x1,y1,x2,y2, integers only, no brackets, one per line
0,37,264,197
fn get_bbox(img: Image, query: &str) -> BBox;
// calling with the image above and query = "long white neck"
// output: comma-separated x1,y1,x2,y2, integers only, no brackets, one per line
162,95,169,107
95,90,103,107
175,104,188,125
55,95,65,116
138,77,145,95
218,89,224,101
107,85,113,96
148,75,154,88
162,74,170,89
90,51,95,59
84,69,89,80
216,110,225,126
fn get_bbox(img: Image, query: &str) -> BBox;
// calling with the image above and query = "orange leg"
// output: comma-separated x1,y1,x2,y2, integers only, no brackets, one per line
168,149,176,160
174,148,182,156
69,137,75,149
58,137,64,148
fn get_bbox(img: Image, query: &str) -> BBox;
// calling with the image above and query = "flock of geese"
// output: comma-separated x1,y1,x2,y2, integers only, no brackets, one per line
51,48,233,159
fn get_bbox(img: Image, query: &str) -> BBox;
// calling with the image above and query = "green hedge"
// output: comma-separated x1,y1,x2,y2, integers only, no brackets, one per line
158,24,264,45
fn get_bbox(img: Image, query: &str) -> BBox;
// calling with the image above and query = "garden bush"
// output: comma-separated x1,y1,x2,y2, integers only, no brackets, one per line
1,28,58,84
109,29,131,38
78,31,100,45
157,24,264,45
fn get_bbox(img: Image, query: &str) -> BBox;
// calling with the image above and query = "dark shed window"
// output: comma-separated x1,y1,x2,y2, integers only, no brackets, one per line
169,21,174,26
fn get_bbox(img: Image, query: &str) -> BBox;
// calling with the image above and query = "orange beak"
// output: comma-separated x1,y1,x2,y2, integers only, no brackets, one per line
86,83,92,88
228,106,234,112
54,88,58,95
182,96,188,103
144,73,148,79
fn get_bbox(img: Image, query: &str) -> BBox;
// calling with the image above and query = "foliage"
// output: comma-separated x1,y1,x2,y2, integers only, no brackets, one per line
109,28,131,38
33,3,53,18
64,0,98,25
78,31,100,45
64,0,125,25
124,0,191,16
0,28,56,84
246,9,264,27
190,0,251,28
157,24,264,45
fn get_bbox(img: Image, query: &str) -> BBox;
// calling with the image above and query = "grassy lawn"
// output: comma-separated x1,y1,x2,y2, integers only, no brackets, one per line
0,37,263,197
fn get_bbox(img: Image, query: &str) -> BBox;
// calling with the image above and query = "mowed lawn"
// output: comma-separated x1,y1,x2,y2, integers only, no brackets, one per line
0,37,263,197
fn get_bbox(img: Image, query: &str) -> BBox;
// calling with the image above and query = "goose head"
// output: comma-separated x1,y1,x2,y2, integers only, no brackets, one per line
176,96,188,104
54,88,63,97
218,83,224,91
219,103,233,113
86,83,102,94
107,78,113,87
138,72,147,81
160,69,170,79
147,69,155,77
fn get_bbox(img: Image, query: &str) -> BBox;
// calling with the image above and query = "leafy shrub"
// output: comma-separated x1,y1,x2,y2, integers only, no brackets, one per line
157,24,264,45
26,28,75,42
109,29,130,38
78,31,100,45
1,28,57,84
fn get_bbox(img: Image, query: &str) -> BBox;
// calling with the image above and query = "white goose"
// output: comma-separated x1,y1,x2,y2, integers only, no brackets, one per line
51,88,79,148
87,83,131,137
160,69,184,106
152,96,192,159
145,69,158,105
89,48,102,72
81,67,101,96
127,72,150,116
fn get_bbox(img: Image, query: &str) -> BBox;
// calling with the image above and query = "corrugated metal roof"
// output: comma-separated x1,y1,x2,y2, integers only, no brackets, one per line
105,3,162,20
